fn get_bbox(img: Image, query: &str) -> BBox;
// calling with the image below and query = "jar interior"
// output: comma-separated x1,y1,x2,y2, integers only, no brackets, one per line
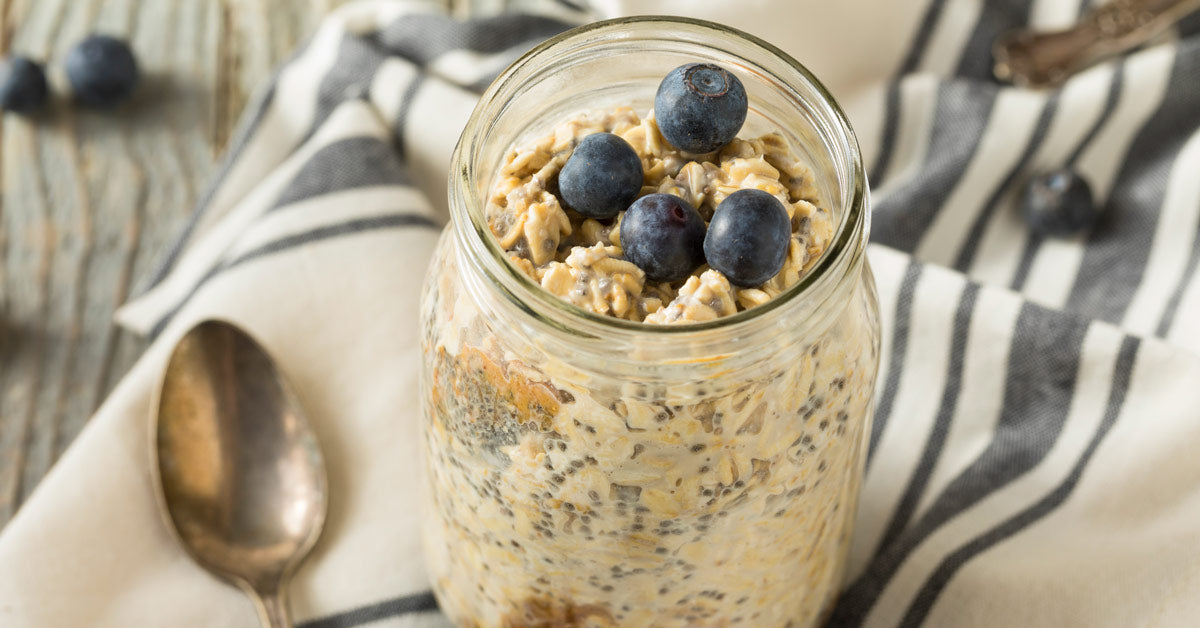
449,16,868,376
469,19,854,280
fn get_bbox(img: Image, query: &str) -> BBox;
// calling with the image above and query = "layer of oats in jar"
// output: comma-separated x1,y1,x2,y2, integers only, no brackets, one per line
422,240,878,626
420,59,880,628
486,105,834,324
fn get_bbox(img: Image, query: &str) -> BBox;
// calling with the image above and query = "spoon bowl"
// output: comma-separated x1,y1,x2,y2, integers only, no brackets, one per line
153,319,327,627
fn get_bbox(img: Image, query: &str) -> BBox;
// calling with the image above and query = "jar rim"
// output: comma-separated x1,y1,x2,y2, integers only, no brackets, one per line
450,15,868,337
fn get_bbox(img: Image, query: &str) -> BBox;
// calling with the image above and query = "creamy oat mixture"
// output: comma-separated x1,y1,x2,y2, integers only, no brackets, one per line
420,105,879,628
486,107,835,324
421,244,879,627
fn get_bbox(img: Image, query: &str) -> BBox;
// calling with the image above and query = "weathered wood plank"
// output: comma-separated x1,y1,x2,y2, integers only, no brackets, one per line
0,0,354,529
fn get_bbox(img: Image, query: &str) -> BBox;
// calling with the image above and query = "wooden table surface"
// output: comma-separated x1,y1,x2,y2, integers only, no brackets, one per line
0,0,356,529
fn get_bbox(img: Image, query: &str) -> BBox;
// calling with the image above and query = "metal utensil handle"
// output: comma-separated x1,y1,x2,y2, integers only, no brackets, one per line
251,589,292,628
994,0,1200,87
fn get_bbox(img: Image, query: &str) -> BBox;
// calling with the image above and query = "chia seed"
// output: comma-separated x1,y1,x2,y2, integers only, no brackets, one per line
611,484,642,502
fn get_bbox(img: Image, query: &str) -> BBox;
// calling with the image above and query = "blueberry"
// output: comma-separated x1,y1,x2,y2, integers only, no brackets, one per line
66,35,139,109
0,56,49,114
655,63,747,154
704,189,791,286
558,132,644,219
620,193,707,282
1022,169,1098,237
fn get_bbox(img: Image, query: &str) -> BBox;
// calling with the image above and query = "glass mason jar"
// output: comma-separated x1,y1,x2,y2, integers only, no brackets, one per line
419,16,880,628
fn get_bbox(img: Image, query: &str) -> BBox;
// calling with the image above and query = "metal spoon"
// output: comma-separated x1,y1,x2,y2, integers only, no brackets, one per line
994,0,1200,88
152,319,328,628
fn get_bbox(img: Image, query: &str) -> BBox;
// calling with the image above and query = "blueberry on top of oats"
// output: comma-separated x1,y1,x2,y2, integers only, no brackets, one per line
558,132,644,219
655,63,747,154
485,101,833,323
620,193,707,283
704,188,791,287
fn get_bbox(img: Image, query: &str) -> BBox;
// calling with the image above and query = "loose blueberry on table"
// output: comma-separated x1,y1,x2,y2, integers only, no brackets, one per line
1022,168,1098,237
0,56,49,115
66,35,140,109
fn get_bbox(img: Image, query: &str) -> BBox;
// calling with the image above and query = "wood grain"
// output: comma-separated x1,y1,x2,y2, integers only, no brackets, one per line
0,0,354,529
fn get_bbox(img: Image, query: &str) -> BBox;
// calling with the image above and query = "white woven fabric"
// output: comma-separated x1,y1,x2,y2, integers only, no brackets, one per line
1,1,1198,626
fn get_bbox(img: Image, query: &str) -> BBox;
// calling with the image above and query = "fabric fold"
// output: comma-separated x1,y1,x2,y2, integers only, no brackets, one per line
2,1,1199,627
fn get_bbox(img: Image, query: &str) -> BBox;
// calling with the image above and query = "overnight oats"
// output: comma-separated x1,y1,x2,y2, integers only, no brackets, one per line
419,17,880,628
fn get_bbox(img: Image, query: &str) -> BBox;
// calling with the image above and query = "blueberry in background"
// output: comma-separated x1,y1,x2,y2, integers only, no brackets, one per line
558,132,643,219
0,56,49,115
655,63,747,154
1022,169,1098,237
620,193,707,282
704,189,791,286
66,35,139,109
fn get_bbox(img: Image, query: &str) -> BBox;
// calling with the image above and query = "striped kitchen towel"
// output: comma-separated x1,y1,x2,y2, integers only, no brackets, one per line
0,0,1198,626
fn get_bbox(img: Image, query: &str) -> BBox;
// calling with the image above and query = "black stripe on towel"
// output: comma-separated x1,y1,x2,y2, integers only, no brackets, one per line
832,299,1089,626
1009,63,1126,292
1156,229,1200,337
148,213,441,338
952,91,1062,272
299,34,392,147
874,282,981,551
393,73,427,161
899,335,1140,627
873,0,1034,254
1066,37,1200,324
871,82,998,253
867,0,947,185
299,591,441,628
272,136,414,210
865,259,922,468
375,13,571,66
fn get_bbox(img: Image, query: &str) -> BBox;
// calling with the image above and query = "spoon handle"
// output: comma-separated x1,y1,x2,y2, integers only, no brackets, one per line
250,589,292,628
993,0,1200,87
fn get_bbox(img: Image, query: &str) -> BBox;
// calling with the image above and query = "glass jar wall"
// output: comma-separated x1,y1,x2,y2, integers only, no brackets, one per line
419,16,880,628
